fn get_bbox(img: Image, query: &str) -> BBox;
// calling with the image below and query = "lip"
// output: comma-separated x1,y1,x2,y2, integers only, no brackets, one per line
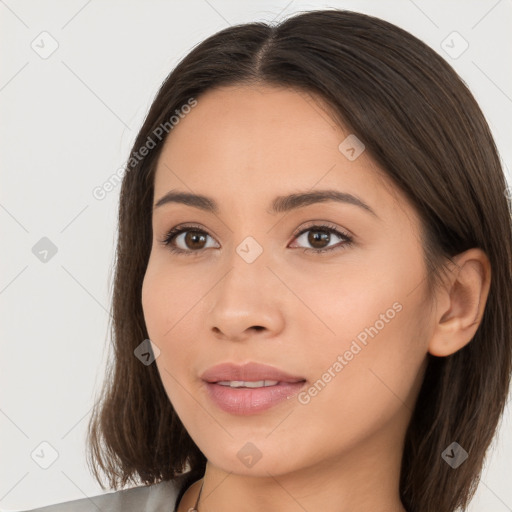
200,362,307,415
200,361,306,383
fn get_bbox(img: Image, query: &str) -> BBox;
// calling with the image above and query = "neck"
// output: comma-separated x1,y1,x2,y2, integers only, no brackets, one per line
178,433,408,512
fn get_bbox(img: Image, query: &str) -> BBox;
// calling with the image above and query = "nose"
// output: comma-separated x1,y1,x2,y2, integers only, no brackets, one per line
206,253,285,342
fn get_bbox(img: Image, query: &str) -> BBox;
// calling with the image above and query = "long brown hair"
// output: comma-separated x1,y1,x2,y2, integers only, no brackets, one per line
86,9,512,512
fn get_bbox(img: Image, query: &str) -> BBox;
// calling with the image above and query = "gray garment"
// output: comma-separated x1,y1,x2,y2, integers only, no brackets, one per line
19,478,186,512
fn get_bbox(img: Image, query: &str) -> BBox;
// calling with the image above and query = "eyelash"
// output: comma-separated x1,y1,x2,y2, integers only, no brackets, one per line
158,222,354,256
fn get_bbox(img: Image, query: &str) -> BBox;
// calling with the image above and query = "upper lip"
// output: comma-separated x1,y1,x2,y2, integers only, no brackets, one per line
201,362,306,383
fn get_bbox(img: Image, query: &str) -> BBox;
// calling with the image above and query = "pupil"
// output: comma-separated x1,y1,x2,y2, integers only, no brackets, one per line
186,231,206,249
309,230,329,248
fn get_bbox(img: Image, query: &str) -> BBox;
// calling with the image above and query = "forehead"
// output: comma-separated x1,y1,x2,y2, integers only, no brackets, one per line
163,83,343,152
152,84,418,230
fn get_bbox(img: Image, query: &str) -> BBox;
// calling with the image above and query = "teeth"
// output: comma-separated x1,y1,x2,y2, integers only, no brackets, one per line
216,380,279,388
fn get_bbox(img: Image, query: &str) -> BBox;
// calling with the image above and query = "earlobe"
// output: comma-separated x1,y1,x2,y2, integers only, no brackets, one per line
428,248,491,357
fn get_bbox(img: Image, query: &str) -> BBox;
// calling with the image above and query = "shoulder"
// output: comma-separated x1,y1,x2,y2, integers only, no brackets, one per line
20,477,185,512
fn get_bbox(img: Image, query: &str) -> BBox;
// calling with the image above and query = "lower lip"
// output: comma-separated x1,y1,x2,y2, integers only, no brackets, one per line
203,381,307,415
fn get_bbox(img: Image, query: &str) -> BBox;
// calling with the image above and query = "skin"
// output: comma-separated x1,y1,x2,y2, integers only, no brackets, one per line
141,84,491,512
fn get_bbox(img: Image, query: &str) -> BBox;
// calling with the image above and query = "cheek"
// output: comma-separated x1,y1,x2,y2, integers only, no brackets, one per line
295,265,404,350
142,266,193,409
361,303,427,406
295,307,425,451
142,260,194,338
141,261,204,374
304,259,428,418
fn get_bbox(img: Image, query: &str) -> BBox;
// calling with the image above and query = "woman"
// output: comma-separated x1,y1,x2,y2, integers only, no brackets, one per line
25,8,511,512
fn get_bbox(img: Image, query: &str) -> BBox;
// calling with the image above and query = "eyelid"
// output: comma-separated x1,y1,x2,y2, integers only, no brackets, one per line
291,220,354,239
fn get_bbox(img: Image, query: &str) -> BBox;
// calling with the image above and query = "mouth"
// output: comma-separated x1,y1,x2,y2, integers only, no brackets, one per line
200,361,307,414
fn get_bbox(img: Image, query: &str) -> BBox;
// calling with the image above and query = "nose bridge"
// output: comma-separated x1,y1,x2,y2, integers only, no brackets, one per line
220,213,270,279
218,235,269,307
206,234,283,339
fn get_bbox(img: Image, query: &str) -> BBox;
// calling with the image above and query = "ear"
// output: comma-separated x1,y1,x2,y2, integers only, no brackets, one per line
428,248,491,357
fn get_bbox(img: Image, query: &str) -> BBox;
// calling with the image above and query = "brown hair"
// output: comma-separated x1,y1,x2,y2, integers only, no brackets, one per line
86,9,512,512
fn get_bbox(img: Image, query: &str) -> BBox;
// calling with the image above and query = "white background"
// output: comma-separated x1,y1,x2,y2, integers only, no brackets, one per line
1,1,511,510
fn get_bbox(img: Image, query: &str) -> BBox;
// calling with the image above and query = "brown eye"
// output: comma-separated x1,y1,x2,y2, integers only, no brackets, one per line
160,225,219,255
306,229,331,249
183,231,208,250
290,223,354,254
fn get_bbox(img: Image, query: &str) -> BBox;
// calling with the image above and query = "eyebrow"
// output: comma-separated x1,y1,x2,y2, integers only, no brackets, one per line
153,189,378,218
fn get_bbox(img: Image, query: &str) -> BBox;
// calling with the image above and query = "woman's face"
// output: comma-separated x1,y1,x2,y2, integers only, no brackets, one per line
142,84,432,477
